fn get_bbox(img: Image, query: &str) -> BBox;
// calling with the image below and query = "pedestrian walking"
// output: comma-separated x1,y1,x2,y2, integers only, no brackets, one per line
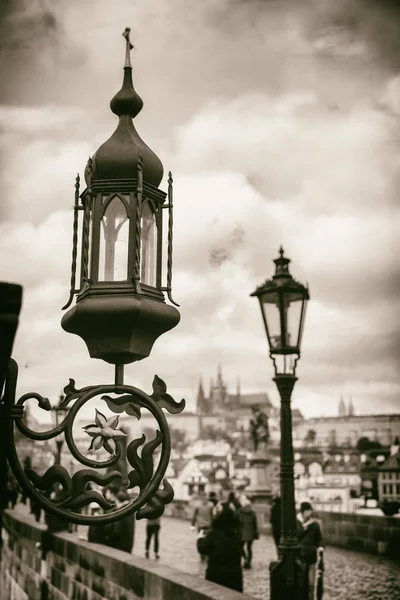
41,485,69,557
30,497,42,523
103,490,135,553
45,485,69,533
145,517,161,559
269,495,281,557
191,491,216,561
296,501,324,600
87,507,106,544
197,503,243,593
7,477,19,509
208,490,218,512
227,490,241,512
237,495,259,569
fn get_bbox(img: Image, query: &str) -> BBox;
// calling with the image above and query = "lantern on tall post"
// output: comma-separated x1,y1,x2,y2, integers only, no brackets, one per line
2,28,185,526
62,27,180,370
251,247,309,599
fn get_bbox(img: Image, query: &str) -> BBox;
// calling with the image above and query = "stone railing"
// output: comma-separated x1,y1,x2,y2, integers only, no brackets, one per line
165,500,400,559
0,509,254,600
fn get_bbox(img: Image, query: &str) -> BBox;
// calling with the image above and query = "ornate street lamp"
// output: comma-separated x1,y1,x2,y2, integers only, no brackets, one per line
1,28,185,526
251,246,309,599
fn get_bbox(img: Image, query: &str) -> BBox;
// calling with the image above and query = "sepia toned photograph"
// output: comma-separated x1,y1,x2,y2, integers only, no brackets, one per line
0,1,399,599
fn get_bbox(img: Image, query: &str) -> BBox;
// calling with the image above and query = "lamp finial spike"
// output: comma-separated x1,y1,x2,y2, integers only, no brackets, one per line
122,27,133,68
279,245,285,257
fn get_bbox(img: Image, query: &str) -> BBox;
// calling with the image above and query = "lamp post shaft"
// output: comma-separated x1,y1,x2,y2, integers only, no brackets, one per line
55,440,63,466
270,374,304,599
276,375,298,549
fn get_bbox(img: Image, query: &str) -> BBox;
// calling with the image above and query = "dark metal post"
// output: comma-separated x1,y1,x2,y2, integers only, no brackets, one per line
0,283,22,562
55,440,63,465
269,374,304,599
0,283,22,398
0,399,8,563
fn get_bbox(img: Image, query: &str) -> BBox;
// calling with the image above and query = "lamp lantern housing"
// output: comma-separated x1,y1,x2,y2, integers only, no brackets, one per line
61,30,180,365
250,246,309,376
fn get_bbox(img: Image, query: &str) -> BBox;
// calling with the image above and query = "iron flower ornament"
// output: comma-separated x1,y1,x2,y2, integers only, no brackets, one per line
83,409,127,455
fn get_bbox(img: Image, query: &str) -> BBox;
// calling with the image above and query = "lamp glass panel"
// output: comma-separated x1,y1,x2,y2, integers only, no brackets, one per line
273,354,296,375
140,202,157,287
99,196,129,281
261,296,282,350
88,208,93,278
284,294,304,348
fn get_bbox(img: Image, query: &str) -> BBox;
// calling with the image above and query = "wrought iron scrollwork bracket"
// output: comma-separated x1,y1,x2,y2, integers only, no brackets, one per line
3,359,185,525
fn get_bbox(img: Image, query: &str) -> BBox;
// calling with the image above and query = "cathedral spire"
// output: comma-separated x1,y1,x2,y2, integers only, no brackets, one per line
196,376,208,414
217,363,223,384
338,396,346,417
236,377,241,398
198,376,204,397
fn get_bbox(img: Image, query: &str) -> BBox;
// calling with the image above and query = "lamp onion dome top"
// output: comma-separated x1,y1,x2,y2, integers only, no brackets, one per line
91,28,164,187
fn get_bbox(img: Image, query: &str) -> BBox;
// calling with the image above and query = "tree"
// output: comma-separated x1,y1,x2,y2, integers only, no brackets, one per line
328,429,338,450
201,425,234,446
304,429,317,445
170,427,189,452
356,437,382,453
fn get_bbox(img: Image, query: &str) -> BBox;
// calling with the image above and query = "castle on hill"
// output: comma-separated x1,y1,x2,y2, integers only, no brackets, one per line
195,365,303,438
197,365,273,416
122,365,304,443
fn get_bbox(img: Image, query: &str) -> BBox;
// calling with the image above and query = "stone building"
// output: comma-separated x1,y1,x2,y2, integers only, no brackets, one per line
294,400,400,448
360,449,389,501
293,447,365,513
378,438,400,503
196,365,304,442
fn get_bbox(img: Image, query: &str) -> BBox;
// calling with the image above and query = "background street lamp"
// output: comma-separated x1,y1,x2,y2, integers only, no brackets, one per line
251,246,309,599
51,395,68,465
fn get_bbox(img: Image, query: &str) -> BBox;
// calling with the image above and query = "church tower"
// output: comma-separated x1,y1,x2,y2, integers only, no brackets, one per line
236,377,241,399
196,377,208,414
338,397,346,417
348,397,354,417
212,364,228,411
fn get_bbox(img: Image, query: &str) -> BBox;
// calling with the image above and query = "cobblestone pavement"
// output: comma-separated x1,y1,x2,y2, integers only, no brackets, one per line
128,517,400,600
14,506,400,599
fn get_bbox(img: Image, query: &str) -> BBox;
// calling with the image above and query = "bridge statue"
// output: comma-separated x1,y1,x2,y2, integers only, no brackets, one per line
250,404,270,453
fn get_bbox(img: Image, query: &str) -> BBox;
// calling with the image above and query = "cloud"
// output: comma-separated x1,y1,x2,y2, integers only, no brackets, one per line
1,0,400,422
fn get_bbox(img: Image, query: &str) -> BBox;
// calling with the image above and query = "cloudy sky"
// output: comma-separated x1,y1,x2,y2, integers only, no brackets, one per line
0,0,399,423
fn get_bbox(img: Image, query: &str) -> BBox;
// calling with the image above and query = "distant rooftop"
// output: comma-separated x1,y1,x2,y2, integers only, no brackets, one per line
305,414,400,422
236,392,272,406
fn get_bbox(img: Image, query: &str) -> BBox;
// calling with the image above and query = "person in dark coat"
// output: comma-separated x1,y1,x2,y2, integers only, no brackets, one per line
44,485,69,533
191,491,217,561
41,485,70,557
269,495,281,557
237,495,259,568
197,504,243,593
297,501,324,600
145,517,161,559
227,490,241,512
103,490,135,553
87,507,107,544
30,497,42,523
7,478,19,509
